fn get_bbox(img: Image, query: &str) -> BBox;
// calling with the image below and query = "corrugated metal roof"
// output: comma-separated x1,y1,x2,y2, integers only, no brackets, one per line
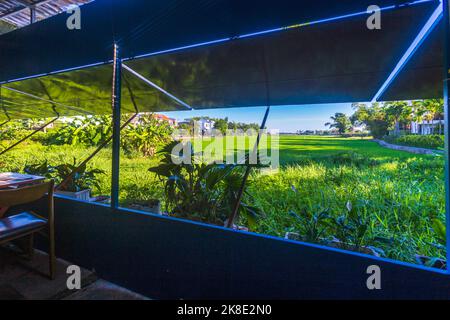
0,0,91,30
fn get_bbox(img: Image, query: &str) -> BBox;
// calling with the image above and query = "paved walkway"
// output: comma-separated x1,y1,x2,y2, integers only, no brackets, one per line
374,139,443,155
0,247,149,300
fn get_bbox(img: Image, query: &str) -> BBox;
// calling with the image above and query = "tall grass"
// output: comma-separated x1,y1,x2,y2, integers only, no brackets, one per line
251,153,445,262
0,136,445,264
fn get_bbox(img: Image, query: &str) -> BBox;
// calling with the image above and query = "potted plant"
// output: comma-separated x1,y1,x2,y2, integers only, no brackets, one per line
149,141,264,229
24,159,105,201
24,160,55,178
53,160,105,201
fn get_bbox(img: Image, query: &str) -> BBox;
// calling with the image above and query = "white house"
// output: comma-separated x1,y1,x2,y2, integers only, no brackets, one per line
194,118,216,135
410,120,444,135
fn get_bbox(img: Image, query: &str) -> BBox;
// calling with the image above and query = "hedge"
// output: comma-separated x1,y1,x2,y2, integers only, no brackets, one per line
383,135,444,150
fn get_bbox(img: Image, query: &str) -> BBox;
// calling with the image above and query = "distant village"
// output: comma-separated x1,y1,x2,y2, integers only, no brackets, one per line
41,113,261,137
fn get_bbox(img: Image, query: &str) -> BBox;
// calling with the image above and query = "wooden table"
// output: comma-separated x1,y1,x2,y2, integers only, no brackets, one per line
0,173,46,218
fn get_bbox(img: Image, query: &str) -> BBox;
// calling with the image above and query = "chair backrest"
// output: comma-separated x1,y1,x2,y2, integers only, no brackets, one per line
0,180,54,208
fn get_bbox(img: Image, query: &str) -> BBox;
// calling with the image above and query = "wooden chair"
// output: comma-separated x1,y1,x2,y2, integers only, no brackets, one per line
0,181,55,279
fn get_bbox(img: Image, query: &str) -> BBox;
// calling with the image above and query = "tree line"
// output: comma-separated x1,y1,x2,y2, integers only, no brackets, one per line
178,117,261,135
325,99,444,138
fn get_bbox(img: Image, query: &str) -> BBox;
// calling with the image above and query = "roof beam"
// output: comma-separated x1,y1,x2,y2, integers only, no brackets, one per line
122,64,193,110
12,0,34,7
0,0,52,21
371,1,443,102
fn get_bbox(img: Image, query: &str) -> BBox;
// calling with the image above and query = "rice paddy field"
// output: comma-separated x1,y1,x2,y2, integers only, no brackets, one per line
0,135,445,265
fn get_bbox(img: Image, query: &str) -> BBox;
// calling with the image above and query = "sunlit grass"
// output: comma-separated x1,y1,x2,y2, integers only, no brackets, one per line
0,135,445,264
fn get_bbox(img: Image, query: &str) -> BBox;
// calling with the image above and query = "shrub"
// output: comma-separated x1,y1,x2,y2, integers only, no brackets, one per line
384,135,444,150
40,116,112,147
0,122,31,143
121,115,173,157
149,141,264,228
24,158,105,193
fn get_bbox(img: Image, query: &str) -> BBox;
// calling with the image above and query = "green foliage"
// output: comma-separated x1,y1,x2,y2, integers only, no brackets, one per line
352,100,444,138
149,141,264,228
185,117,260,135
432,219,446,247
121,114,173,157
351,103,391,138
228,121,261,132
332,201,370,250
213,117,229,135
1,135,445,265
327,152,379,168
0,120,32,143
24,158,105,192
42,116,112,147
325,113,352,134
288,208,332,244
383,135,444,150
252,137,445,263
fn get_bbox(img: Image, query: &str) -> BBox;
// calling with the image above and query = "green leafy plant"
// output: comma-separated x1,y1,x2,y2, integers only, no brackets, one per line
53,159,105,192
332,201,370,251
149,141,264,228
24,158,105,193
122,114,173,157
42,116,112,147
24,160,55,178
383,134,444,150
288,209,332,244
432,219,446,247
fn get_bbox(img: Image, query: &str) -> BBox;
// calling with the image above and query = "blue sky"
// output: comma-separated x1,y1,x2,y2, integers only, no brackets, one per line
163,103,354,133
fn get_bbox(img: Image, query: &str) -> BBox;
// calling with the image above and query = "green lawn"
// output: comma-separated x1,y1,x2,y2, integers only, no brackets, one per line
277,135,427,164
0,135,445,265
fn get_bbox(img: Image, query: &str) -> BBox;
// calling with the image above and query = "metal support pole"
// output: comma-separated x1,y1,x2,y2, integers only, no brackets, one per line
122,64,193,110
443,0,450,273
30,6,36,24
0,108,11,128
0,119,10,129
226,45,272,229
111,44,122,209
57,77,140,192
226,106,271,228
0,86,10,129
56,113,138,191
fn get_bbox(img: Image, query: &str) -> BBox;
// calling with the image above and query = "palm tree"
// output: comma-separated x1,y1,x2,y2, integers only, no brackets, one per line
423,99,444,134
412,100,444,135
325,113,351,135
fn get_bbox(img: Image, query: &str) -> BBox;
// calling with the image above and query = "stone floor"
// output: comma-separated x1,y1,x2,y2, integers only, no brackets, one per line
0,247,149,300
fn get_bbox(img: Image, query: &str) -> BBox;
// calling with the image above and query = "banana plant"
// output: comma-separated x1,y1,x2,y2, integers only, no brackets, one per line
122,115,173,157
24,158,105,193
149,141,264,229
